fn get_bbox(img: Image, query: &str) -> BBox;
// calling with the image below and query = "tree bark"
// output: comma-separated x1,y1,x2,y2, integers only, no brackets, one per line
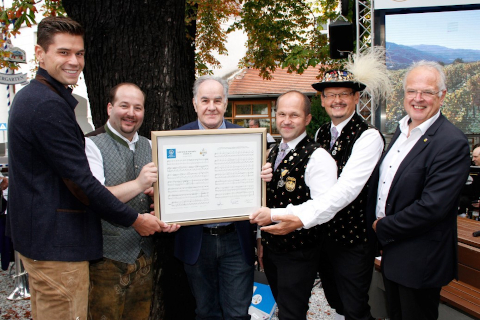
63,1,197,319
63,0,197,135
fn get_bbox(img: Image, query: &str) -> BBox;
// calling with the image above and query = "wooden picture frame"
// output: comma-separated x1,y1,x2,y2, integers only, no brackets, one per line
151,128,267,225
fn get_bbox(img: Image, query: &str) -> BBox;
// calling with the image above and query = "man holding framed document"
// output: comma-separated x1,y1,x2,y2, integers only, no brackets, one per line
250,90,337,320
251,48,392,320
173,76,255,320
85,83,181,319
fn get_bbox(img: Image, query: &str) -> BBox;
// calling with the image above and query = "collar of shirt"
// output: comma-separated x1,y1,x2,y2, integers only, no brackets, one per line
281,131,307,151
106,121,139,151
399,110,441,137
37,67,78,110
197,119,226,130
331,111,355,137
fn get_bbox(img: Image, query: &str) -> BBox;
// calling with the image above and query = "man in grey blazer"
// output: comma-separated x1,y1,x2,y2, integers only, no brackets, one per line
368,61,471,320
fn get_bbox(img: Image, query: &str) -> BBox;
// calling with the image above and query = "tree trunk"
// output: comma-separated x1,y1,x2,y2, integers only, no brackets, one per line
63,0,197,135
63,1,197,319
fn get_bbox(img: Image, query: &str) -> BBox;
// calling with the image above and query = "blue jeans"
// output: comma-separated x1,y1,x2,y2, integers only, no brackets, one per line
184,231,253,320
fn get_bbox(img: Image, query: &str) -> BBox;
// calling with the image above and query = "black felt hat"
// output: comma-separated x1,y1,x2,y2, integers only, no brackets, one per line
312,70,366,92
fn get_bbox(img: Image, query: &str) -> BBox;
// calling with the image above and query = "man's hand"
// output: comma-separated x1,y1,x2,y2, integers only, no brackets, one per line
162,223,181,233
136,162,157,191
144,186,154,198
372,217,382,233
144,187,155,209
132,213,163,236
0,177,8,191
372,218,382,232
260,215,304,235
257,238,264,270
260,162,273,182
249,207,272,226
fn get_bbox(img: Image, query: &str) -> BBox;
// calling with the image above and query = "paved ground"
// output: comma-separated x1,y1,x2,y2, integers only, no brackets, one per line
0,263,31,319
0,261,476,320
0,261,335,320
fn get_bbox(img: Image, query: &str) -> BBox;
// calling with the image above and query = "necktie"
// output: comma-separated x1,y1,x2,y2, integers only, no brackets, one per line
330,127,339,150
274,143,289,170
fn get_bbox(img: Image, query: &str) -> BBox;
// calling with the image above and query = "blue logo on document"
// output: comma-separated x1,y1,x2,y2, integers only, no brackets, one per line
167,149,176,159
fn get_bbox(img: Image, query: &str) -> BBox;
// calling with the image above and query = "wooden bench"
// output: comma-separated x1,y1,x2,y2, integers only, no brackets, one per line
441,280,480,318
374,217,480,319
440,217,480,319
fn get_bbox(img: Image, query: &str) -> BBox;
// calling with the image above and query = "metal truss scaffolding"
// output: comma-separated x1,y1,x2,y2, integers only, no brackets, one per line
356,0,374,124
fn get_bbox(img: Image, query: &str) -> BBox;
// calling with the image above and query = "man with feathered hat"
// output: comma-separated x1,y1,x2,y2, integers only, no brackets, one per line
251,47,391,320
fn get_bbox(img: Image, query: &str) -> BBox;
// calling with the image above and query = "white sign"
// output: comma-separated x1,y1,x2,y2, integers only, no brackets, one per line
0,73,28,85
375,0,480,10
4,47,27,64
0,123,7,131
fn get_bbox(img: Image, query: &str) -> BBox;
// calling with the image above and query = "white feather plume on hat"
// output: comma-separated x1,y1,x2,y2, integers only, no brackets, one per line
345,46,393,102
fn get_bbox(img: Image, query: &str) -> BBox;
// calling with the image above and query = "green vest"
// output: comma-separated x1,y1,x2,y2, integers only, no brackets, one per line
89,130,153,263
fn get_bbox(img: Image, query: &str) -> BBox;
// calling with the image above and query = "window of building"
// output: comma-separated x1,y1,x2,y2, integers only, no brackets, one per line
225,100,279,136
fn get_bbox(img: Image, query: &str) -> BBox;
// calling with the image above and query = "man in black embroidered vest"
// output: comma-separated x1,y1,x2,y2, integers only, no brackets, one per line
174,76,256,320
252,49,392,320
85,83,179,319
251,90,337,320
7,17,167,320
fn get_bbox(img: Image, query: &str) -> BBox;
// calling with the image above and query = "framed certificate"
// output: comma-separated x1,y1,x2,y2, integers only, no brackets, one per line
152,128,267,225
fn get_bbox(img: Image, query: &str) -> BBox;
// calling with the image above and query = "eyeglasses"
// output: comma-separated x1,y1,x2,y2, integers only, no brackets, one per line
405,89,441,98
322,92,354,100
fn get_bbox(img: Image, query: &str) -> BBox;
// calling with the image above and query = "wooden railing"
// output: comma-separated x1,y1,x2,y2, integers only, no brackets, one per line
440,217,480,319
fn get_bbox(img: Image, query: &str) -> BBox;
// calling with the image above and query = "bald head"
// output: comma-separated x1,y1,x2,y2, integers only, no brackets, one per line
473,147,480,166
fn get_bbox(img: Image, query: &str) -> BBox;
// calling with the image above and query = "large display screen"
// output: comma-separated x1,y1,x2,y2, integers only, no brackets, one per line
376,6,480,134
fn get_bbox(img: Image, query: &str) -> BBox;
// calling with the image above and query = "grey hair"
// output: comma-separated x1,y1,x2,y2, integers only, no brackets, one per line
403,60,447,97
193,75,229,104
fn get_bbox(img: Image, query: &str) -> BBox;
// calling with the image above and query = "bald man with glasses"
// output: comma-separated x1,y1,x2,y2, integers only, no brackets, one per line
368,60,471,320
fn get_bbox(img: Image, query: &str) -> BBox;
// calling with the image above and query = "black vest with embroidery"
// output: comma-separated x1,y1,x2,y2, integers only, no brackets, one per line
316,113,379,246
262,136,322,253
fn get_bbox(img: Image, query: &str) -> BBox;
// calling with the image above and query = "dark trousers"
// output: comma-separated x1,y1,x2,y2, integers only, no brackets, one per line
319,238,375,320
263,245,321,320
184,231,253,320
383,276,441,320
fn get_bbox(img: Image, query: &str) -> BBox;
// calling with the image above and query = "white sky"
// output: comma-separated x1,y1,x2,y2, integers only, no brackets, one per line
386,9,480,51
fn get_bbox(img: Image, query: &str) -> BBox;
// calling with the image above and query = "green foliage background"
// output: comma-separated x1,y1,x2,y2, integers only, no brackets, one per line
307,94,330,137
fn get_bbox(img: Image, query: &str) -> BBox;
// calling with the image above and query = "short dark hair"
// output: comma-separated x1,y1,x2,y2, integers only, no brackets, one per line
276,90,311,115
109,83,146,105
249,119,260,126
37,16,84,51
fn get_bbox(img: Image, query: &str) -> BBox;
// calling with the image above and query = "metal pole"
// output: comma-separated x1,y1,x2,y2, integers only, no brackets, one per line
7,251,30,300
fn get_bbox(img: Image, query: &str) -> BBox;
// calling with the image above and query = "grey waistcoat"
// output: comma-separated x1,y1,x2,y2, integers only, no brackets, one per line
89,132,153,264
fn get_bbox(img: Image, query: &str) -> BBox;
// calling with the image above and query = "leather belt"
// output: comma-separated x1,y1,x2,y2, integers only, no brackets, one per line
203,224,235,236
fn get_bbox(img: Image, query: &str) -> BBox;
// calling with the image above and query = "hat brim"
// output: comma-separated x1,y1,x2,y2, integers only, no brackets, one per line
312,81,366,92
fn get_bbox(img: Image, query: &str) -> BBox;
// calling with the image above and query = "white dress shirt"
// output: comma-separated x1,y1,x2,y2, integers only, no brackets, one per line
271,113,384,229
85,121,151,185
269,131,339,224
375,111,440,218
266,133,275,143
